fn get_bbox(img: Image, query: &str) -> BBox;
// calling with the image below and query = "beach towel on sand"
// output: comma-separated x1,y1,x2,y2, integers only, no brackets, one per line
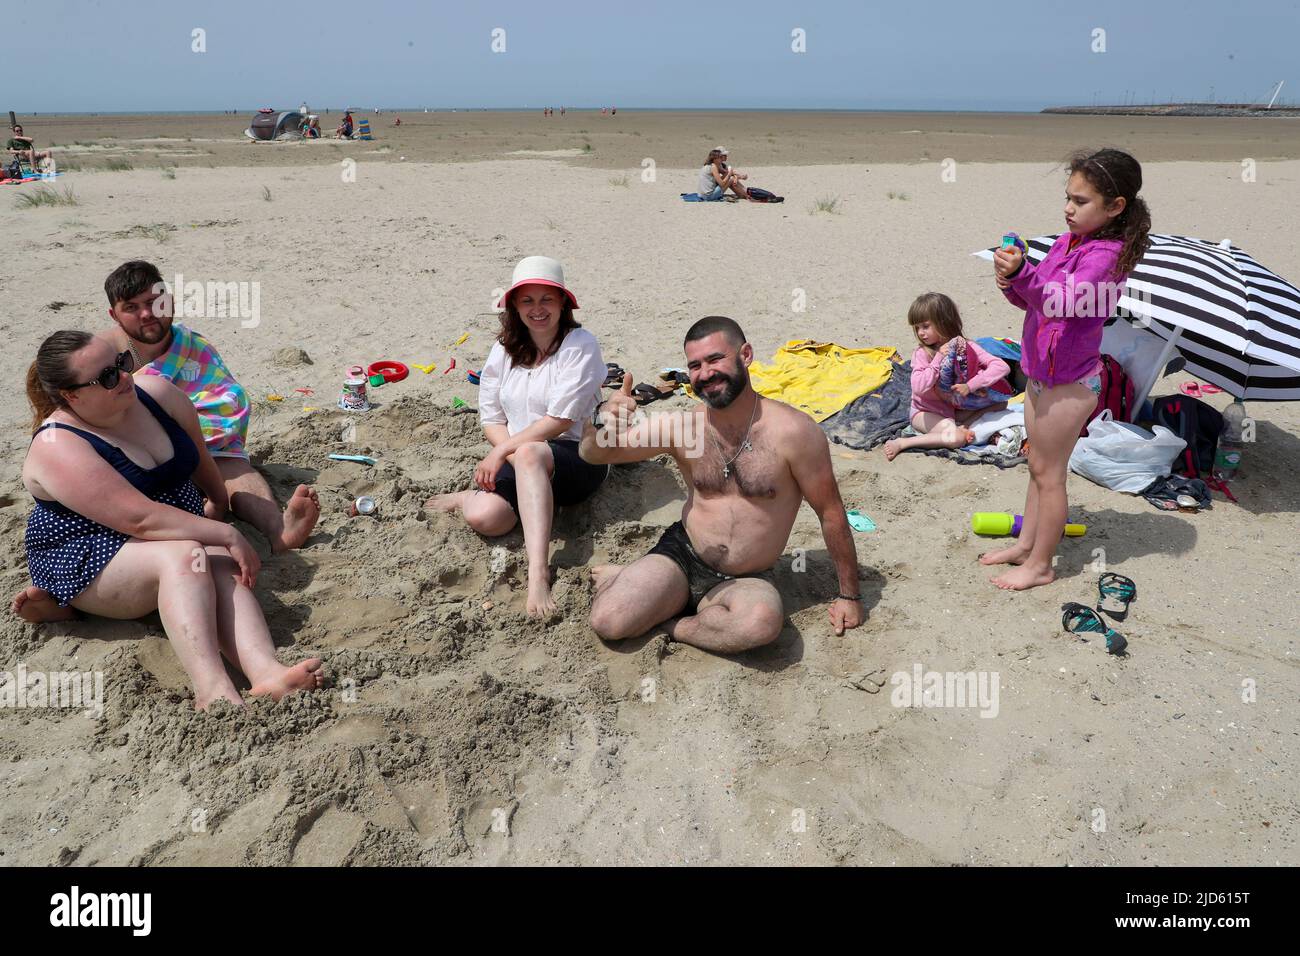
749,341,897,422
821,359,913,450
0,171,60,185
820,358,1028,467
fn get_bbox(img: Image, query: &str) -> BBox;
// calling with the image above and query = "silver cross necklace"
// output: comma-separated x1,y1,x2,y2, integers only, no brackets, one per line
713,393,760,480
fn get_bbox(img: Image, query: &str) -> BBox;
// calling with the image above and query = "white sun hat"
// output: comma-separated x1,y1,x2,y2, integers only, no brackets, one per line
497,255,580,310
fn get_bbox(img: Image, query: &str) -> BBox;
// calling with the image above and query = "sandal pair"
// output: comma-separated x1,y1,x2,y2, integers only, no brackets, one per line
1060,573,1137,656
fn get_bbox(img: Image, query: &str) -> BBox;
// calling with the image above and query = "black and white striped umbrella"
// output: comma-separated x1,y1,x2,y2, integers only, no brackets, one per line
976,233,1300,401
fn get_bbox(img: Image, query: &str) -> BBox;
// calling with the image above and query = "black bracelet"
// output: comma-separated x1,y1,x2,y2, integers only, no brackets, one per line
836,593,861,602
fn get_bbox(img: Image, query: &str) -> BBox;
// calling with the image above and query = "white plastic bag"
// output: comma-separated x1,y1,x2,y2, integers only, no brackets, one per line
1069,410,1186,493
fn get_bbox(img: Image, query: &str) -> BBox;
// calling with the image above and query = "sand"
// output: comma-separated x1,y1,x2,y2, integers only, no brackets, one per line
29,109,1300,172
2,113,1298,865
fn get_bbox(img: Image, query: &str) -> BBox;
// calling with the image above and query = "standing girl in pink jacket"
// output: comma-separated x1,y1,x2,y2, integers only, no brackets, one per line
884,292,1012,460
984,148,1151,590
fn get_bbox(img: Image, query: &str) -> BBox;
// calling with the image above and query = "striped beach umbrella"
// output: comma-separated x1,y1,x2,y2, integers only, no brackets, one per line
975,234,1300,401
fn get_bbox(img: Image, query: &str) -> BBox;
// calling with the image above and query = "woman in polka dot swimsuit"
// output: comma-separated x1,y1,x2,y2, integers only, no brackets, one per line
12,332,325,710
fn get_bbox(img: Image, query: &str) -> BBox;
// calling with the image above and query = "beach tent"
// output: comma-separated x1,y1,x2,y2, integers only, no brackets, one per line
244,110,305,141
974,234,1300,403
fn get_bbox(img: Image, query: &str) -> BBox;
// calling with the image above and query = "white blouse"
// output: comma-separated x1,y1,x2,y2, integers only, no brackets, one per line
478,327,606,442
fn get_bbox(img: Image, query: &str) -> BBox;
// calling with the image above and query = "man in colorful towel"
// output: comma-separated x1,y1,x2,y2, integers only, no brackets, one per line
103,260,319,552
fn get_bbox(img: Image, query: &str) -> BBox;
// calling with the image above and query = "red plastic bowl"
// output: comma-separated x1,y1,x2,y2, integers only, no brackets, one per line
367,361,409,384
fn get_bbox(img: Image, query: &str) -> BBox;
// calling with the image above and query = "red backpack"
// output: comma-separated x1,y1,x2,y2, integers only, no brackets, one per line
1081,354,1135,436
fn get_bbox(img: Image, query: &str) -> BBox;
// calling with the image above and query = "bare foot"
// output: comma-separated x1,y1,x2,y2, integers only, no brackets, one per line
249,659,325,701
425,490,471,513
882,439,903,461
195,687,245,711
527,567,556,618
991,564,1056,591
978,543,1032,566
272,485,320,553
590,564,622,594
10,586,77,624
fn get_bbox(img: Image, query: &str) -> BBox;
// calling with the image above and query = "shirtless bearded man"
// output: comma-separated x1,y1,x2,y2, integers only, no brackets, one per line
579,316,865,653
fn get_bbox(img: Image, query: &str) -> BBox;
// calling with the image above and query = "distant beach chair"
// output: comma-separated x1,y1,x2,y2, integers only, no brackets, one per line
355,118,374,141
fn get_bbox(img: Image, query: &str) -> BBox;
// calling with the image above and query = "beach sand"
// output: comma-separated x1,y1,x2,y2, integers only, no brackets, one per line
2,112,1297,865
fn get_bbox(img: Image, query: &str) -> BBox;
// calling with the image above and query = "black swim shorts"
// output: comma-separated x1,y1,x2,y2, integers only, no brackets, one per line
647,520,778,614
489,439,609,514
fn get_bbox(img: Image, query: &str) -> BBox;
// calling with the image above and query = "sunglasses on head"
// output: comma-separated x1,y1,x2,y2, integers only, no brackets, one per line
66,350,136,391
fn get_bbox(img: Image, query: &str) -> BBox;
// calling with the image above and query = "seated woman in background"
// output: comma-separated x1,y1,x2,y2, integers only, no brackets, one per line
698,148,748,201
426,256,609,617
11,331,324,710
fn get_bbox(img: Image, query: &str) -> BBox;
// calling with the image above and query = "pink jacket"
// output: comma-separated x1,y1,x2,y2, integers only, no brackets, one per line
910,341,1011,418
1002,233,1126,386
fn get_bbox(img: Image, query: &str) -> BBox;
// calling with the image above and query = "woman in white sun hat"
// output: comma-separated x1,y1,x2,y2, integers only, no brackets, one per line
427,256,609,617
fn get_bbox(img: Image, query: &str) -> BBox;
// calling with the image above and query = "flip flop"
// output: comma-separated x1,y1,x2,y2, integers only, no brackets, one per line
1200,383,1223,394
846,509,876,532
1179,382,1203,397
603,365,627,388
1061,602,1128,656
632,383,665,406
1096,572,1137,622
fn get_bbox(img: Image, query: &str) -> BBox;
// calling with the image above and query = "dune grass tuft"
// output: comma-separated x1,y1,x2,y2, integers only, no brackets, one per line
14,185,79,209
809,195,841,215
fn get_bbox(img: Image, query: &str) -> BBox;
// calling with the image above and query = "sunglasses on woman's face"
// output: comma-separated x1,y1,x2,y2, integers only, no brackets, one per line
67,350,136,391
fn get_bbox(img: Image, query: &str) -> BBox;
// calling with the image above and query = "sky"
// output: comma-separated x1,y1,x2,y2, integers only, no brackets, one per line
5,0,1297,113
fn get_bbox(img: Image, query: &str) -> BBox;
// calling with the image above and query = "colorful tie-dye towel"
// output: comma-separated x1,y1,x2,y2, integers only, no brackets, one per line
139,323,250,459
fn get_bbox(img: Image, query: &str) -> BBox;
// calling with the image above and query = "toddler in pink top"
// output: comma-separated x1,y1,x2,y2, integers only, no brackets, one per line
884,293,1012,461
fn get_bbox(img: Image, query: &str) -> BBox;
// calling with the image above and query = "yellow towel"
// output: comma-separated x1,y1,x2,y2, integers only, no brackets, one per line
747,340,898,422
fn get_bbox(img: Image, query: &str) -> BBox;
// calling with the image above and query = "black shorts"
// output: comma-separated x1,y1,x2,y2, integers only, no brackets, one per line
647,520,778,615
489,439,609,514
